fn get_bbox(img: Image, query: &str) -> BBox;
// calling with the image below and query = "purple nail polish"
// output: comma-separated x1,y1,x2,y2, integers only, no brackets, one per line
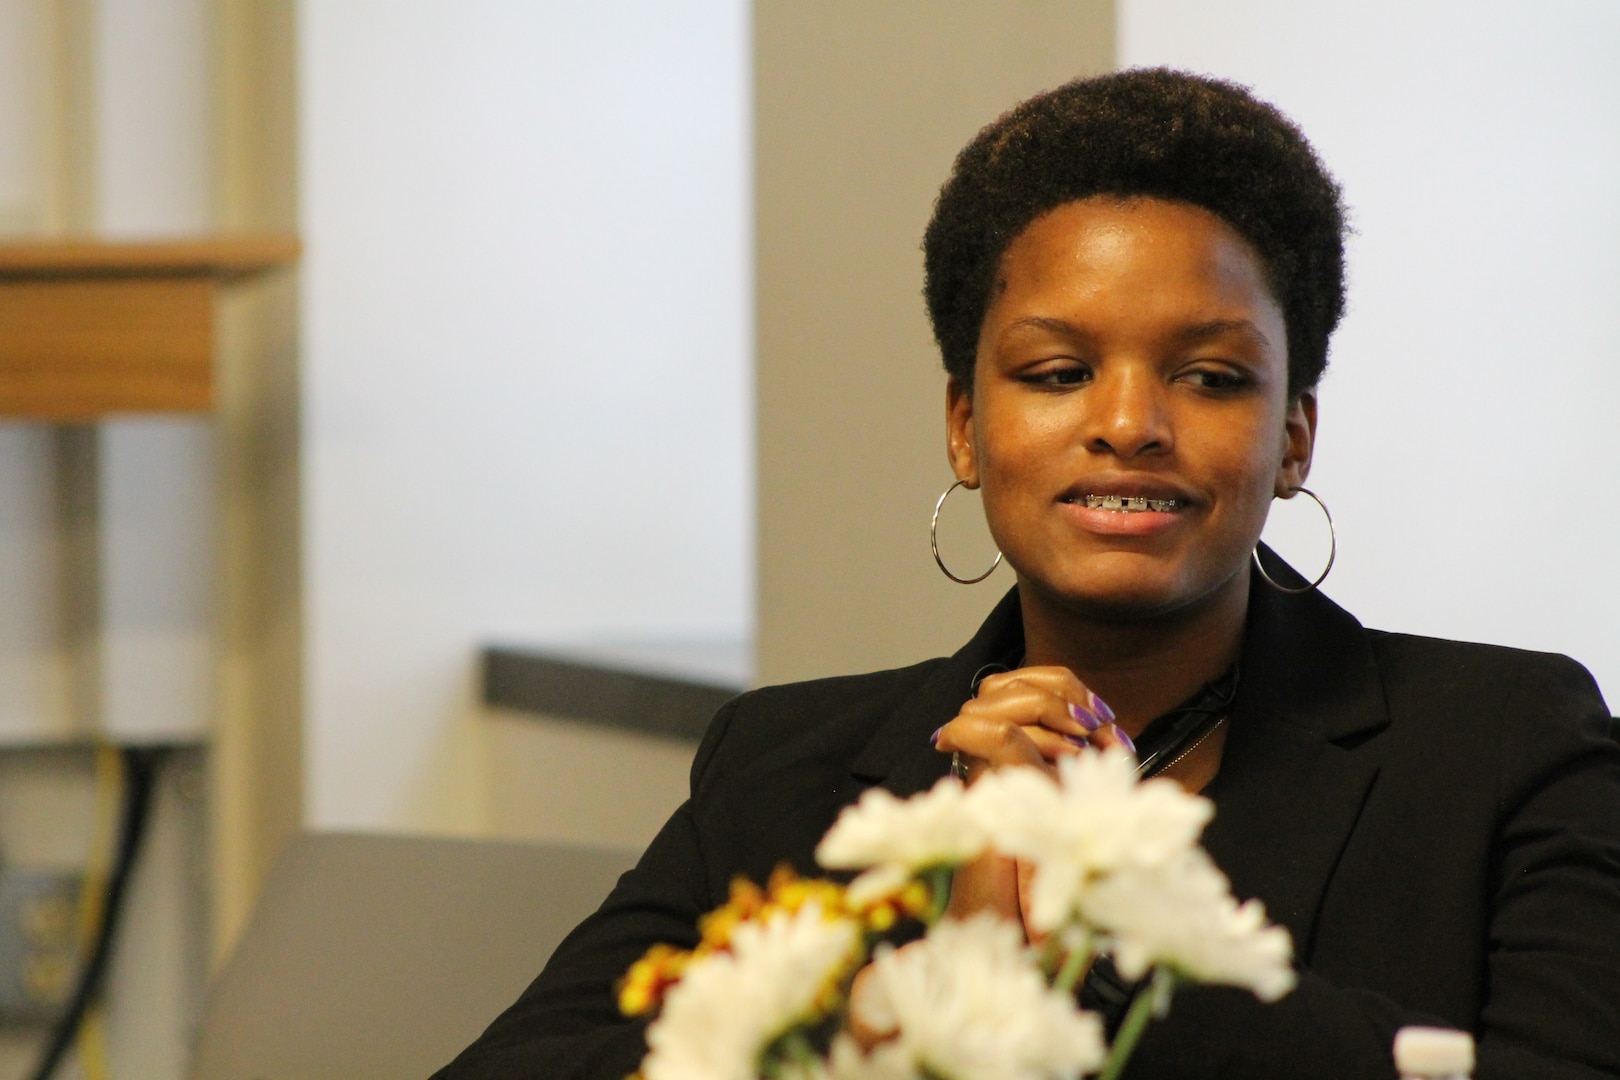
1065,733,1091,749
929,726,944,747
1112,724,1136,754
1089,691,1117,724
1069,702,1101,732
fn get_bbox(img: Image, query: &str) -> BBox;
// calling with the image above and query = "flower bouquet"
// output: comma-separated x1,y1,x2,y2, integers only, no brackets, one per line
619,747,1294,1080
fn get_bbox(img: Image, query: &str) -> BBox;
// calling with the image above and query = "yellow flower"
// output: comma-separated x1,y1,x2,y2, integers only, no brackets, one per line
623,866,863,1023
765,865,846,919
852,877,933,933
618,944,690,1017
697,877,767,952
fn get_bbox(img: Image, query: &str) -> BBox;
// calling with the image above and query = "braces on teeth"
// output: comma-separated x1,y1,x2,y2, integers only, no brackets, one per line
1084,495,1180,512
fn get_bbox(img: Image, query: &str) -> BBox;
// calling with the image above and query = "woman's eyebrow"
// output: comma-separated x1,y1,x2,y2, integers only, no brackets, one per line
999,316,1273,349
1000,315,1090,339
1176,319,1274,348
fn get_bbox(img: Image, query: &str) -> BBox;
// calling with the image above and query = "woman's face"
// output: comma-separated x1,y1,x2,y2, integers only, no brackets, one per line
947,196,1315,621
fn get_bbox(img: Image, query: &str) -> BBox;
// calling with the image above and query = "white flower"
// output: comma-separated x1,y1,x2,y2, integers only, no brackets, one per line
970,749,1213,933
818,777,989,879
843,865,913,911
643,903,861,1080
1082,849,1296,1002
845,914,1107,1080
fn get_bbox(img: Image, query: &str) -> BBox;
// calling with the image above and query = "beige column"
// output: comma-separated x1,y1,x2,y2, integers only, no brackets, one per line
211,0,303,962
755,1,1115,684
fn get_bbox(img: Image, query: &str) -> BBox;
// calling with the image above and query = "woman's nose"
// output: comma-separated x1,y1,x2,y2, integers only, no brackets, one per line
1083,367,1171,459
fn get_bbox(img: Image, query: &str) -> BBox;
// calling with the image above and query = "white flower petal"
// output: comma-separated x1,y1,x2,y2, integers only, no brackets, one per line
967,749,1214,933
844,865,912,911
818,777,990,874
847,914,1107,1080
1083,850,1296,1002
643,904,862,1080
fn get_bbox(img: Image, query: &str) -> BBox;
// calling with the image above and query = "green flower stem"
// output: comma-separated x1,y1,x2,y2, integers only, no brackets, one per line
1097,968,1176,1080
1052,938,1094,996
1038,935,1064,979
762,1029,819,1080
924,865,954,925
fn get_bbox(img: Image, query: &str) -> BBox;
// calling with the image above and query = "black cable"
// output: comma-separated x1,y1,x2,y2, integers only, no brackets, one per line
28,746,166,1080
1133,666,1240,777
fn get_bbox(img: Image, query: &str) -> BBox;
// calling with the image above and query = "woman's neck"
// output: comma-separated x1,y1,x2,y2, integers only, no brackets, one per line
1016,569,1250,739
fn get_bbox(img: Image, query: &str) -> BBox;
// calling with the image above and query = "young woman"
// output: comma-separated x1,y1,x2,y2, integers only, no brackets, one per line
436,70,1620,1080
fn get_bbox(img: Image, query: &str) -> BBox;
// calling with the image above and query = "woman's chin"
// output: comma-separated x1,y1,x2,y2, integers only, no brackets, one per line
1018,555,1244,624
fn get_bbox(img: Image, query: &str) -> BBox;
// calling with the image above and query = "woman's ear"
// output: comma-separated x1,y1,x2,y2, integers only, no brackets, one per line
1275,390,1318,496
945,375,979,486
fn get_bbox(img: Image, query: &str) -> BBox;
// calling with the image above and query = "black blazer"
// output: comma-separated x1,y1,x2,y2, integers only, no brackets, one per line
436,576,1620,1080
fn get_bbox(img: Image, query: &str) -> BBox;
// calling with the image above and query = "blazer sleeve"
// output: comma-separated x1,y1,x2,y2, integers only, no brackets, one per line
1124,653,1620,1080
428,697,742,1080
1476,657,1620,1078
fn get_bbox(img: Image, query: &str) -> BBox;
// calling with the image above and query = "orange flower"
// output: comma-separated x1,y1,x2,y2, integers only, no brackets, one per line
697,877,767,953
851,877,934,933
617,943,690,1017
621,866,864,1018
765,865,846,918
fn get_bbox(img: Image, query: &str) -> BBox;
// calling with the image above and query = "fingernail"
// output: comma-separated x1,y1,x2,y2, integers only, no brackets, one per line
1111,724,1136,754
929,726,944,747
1065,734,1090,749
1088,691,1116,724
1069,703,1101,732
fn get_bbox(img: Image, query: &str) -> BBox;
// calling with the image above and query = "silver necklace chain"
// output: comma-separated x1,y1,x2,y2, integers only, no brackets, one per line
1159,714,1227,774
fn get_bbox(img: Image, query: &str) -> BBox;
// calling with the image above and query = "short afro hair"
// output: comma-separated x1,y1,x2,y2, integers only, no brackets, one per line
923,68,1347,398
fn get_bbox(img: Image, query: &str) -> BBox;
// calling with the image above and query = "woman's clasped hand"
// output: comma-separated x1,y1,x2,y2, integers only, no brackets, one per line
934,669,1134,780
933,670,1137,943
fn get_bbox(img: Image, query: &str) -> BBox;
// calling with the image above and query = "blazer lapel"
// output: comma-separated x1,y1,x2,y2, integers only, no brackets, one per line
1203,557,1389,959
850,588,1025,798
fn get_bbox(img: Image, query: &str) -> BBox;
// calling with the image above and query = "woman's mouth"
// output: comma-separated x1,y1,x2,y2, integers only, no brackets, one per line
1058,489,1189,537
1077,494,1182,513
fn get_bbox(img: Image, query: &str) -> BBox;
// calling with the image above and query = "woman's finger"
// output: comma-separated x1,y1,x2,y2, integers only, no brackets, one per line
846,963,892,1050
959,678,1092,743
974,667,1118,736
934,666,1135,782
976,666,1117,725
1084,718,1136,755
938,713,1131,780
934,713,1054,774
970,666,1136,754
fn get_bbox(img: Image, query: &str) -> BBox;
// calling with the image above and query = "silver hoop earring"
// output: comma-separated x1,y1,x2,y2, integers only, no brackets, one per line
1253,486,1336,594
931,480,1002,585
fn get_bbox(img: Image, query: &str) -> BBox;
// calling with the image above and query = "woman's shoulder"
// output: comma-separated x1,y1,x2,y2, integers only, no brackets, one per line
1360,628,1614,784
1363,628,1607,711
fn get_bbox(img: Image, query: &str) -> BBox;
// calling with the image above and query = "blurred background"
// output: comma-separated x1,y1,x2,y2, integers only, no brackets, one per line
0,1,1613,1076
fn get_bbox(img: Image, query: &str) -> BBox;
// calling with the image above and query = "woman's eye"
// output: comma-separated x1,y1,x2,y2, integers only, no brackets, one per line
1020,363,1091,387
1180,367,1249,392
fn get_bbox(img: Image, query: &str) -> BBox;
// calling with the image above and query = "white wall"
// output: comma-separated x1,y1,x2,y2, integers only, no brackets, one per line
1121,1,1620,701
300,2,752,831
